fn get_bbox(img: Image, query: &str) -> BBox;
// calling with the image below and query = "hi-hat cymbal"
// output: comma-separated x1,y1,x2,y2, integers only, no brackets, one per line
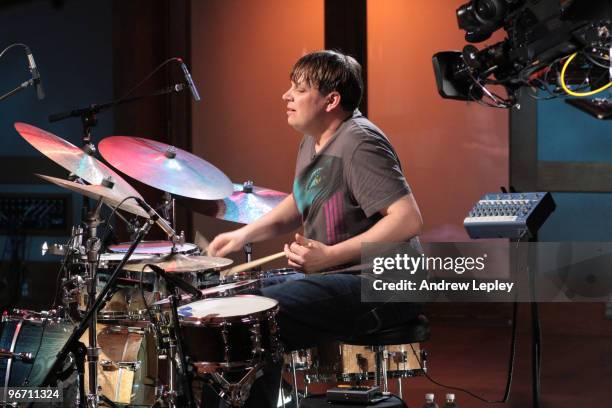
98,136,233,200
36,174,149,218
122,254,233,273
178,181,288,224
14,122,142,200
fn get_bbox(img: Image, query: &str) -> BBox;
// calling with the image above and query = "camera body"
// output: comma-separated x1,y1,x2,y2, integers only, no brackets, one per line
433,0,611,104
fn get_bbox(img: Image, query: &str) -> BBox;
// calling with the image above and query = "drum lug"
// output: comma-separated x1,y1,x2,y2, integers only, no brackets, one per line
221,322,231,365
389,350,408,365
249,322,262,356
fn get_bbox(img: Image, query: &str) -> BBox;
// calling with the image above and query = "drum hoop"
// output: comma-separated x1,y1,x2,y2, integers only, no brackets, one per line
180,305,278,327
179,295,278,325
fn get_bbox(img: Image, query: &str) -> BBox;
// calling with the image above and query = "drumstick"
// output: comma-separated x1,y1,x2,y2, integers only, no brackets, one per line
220,251,286,279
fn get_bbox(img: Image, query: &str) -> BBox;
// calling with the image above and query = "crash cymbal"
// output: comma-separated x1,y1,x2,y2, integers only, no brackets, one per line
98,136,233,200
178,181,288,224
36,174,149,218
14,122,142,200
122,253,233,273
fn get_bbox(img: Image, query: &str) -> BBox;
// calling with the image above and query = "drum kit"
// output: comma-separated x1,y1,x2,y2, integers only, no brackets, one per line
0,123,423,408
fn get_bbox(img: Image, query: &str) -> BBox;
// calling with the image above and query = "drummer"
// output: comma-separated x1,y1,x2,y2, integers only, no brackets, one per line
208,50,423,407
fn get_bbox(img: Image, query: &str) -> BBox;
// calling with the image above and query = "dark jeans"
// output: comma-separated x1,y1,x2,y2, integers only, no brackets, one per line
231,273,422,408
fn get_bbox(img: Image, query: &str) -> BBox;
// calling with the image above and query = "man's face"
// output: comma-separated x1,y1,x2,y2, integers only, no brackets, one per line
282,79,328,134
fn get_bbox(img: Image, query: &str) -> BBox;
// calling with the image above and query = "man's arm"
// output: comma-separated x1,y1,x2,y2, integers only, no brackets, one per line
284,193,422,272
208,193,302,257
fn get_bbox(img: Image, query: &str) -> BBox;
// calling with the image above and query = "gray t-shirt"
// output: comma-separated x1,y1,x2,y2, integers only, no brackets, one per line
293,110,412,246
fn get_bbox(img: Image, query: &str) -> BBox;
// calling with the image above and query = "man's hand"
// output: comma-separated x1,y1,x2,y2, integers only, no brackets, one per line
208,228,249,257
284,233,336,273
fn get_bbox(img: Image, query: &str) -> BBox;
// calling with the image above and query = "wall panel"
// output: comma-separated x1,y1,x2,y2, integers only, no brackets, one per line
368,0,509,241
190,0,324,265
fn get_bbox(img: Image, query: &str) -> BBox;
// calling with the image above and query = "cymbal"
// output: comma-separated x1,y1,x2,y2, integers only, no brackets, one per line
178,181,288,224
98,136,233,200
122,253,233,273
14,122,142,200
36,174,149,218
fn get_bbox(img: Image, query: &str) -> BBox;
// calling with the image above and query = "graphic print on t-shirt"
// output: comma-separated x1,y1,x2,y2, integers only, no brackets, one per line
293,155,347,245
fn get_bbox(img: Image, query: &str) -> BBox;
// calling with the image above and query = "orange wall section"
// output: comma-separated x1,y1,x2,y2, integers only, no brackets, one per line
190,0,324,264
368,0,509,242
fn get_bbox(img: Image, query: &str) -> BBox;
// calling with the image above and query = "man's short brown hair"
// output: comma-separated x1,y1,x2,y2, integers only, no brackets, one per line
290,50,363,112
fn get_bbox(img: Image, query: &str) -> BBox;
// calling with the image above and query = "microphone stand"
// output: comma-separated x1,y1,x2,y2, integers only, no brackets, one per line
51,83,187,215
41,210,158,406
83,199,104,406
48,83,187,125
0,77,36,102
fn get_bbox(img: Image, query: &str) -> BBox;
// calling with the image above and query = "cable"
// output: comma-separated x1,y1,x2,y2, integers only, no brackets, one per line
408,298,518,404
560,53,612,97
0,43,27,60
114,57,182,104
584,53,611,70
408,237,524,405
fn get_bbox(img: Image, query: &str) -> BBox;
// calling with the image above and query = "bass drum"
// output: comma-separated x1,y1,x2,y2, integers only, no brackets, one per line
0,311,76,406
0,314,72,388
289,342,423,383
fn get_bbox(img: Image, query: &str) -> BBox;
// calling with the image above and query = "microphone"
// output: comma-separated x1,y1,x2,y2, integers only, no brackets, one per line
178,59,201,102
133,197,179,240
24,47,44,100
145,264,202,300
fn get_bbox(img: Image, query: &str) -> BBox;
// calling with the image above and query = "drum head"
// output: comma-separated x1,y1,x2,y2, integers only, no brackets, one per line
179,295,277,320
108,241,198,255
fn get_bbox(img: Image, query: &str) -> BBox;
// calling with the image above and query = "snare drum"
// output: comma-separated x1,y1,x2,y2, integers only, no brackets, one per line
292,342,422,383
179,296,281,372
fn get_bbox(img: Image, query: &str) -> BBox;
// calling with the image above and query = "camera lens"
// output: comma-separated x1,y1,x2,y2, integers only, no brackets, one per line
476,0,497,21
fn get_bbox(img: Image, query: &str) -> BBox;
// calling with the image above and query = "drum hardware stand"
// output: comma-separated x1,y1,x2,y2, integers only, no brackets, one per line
206,362,266,407
83,199,104,407
74,342,87,408
147,265,198,408
159,191,185,256
373,346,390,396
41,201,159,407
161,191,176,232
244,243,252,263
242,181,254,263
289,352,301,405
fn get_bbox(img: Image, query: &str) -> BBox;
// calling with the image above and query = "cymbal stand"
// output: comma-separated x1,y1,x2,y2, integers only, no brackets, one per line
241,181,254,263
83,199,118,407
161,191,176,230
161,191,184,255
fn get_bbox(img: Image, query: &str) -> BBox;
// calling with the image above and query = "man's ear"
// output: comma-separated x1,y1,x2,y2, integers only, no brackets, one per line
325,91,342,112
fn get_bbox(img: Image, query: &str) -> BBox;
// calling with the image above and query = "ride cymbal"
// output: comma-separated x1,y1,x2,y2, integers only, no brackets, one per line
98,136,233,200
